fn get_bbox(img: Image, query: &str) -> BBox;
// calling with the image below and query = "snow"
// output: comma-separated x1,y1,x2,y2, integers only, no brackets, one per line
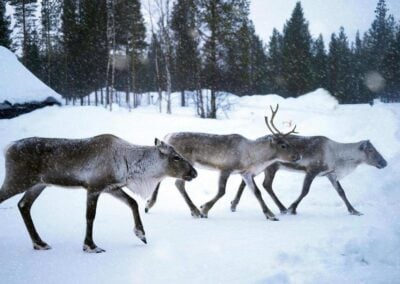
0,89,399,283
0,46,63,104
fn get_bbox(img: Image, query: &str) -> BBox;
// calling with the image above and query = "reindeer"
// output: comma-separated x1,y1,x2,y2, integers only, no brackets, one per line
230,112,387,215
145,107,300,220
0,134,197,253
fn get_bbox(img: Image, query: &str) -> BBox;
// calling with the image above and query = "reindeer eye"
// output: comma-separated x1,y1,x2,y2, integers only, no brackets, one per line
280,144,287,149
173,156,182,162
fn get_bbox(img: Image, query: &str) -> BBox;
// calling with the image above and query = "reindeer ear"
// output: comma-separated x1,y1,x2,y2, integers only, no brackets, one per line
155,138,171,155
359,140,369,150
268,136,278,145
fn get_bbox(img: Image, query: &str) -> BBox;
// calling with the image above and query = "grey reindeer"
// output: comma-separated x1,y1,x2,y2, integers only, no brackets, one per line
145,106,300,220
230,109,387,215
0,134,197,253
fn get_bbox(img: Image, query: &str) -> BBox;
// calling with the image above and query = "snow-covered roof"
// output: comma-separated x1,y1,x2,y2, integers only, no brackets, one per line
0,46,63,104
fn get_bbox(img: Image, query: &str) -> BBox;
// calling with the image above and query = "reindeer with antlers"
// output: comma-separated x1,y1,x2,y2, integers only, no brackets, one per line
145,106,300,220
230,105,388,216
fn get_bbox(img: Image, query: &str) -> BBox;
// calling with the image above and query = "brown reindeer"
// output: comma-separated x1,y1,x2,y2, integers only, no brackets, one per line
145,106,300,220
0,134,197,253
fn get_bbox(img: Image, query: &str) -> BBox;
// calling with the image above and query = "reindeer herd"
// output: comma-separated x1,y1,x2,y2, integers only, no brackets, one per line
0,105,387,253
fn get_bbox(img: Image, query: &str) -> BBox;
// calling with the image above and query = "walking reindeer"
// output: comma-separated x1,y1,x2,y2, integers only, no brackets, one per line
230,107,388,215
145,106,300,220
0,134,197,252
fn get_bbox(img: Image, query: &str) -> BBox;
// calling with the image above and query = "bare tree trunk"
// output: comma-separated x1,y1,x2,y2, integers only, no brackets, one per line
147,0,163,113
126,46,131,109
210,89,217,118
106,0,116,112
157,0,172,114
181,90,185,107
95,89,98,106
100,88,104,105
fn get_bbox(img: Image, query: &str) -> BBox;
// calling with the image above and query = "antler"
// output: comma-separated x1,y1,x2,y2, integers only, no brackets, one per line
265,104,298,137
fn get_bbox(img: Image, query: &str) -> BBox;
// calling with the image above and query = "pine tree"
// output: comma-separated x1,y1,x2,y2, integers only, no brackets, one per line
328,28,353,103
281,2,313,97
382,24,400,102
60,0,79,100
24,27,41,76
351,31,369,103
171,0,200,106
248,30,269,94
200,0,226,118
266,28,285,94
115,0,146,107
40,0,62,87
0,0,12,48
362,0,396,101
9,0,38,64
81,0,107,103
311,34,328,90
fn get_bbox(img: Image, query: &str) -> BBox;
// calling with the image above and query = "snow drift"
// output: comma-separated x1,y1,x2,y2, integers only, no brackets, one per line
0,46,62,104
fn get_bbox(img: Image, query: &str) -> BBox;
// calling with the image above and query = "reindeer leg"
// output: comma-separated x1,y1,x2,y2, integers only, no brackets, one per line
200,171,230,218
287,172,317,215
230,180,245,212
262,165,287,214
327,174,362,216
18,185,50,250
108,188,147,244
242,173,278,221
175,180,202,218
145,182,160,213
83,191,105,253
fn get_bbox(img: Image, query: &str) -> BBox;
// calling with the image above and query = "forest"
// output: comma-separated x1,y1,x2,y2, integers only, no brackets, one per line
0,0,399,118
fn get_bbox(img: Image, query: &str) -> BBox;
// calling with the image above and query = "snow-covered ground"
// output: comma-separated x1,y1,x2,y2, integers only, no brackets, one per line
0,46,63,104
0,90,399,284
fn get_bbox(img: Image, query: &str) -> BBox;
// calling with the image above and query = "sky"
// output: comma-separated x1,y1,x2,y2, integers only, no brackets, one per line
250,0,400,44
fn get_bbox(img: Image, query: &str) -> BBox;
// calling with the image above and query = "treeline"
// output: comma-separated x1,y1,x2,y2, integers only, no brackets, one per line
0,0,399,117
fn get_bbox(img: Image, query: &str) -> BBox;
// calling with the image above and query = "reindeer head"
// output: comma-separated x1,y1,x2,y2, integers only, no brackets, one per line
359,140,387,169
155,138,197,181
265,104,300,162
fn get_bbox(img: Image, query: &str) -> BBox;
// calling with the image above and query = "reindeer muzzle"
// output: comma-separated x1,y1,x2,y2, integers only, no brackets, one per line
291,153,301,162
183,168,198,181
377,159,388,169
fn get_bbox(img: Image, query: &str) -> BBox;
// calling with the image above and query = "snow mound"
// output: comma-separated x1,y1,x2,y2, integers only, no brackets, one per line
286,88,338,111
0,46,63,104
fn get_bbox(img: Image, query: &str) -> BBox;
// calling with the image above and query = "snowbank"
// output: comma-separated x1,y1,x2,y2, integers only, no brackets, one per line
0,46,63,104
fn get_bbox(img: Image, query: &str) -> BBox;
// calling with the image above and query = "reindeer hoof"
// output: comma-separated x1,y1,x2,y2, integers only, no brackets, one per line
33,242,52,250
144,207,149,213
350,210,363,216
83,244,106,253
267,216,279,221
191,209,202,218
134,228,147,244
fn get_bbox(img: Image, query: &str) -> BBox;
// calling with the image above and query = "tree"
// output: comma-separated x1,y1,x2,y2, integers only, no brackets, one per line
0,0,12,48
281,1,313,97
40,0,62,87
266,28,285,94
311,34,328,90
156,0,173,114
328,27,353,103
171,0,201,106
9,0,38,64
24,27,41,76
115,0,147,107
382,24,400,102
362,0,397,101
